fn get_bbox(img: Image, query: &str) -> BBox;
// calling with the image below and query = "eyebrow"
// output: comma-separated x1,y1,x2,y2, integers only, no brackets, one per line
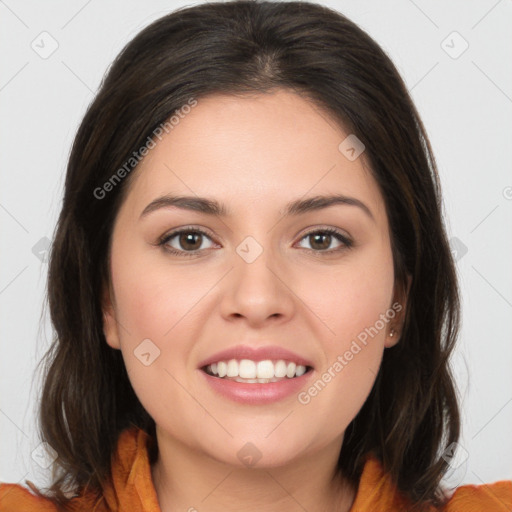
139,193,375,221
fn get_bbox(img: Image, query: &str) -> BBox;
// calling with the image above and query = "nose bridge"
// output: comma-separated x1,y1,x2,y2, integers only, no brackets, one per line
234,234,281,296
220,232,294,323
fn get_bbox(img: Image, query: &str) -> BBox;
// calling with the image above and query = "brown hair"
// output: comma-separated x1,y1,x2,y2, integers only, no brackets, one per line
32,1,460,510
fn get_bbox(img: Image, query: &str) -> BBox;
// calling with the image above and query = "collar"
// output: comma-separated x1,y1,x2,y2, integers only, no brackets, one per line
90,426,413,512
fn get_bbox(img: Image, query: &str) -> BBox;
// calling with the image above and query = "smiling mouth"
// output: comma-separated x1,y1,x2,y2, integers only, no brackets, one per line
201,358,314,383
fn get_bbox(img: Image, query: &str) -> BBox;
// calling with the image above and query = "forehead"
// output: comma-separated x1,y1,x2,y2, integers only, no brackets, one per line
119,90,386,223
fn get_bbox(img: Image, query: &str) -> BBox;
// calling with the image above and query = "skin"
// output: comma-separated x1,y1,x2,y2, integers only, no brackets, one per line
102,89,408,512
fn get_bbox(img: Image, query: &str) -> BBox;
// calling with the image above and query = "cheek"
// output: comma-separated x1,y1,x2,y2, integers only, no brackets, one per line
296,241,395,345
108,245,211,398
110,244,212,342
295,243,394,423
108,248,211,420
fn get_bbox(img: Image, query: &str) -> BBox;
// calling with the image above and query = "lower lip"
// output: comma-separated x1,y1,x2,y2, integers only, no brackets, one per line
199,369,314,404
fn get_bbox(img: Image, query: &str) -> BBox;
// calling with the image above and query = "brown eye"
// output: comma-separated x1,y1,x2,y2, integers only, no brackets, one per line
158,228,216,256
309,233,332,251
177,232,203,251
297,228,353,253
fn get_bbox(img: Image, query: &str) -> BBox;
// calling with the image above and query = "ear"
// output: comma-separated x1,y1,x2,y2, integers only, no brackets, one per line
102,280,121,350
384,273,412,348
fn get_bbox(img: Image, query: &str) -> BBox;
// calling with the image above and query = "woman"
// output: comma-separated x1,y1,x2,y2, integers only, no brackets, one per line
1,1,510,511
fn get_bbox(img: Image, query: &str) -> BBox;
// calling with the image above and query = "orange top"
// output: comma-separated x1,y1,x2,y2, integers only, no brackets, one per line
1,427,511,511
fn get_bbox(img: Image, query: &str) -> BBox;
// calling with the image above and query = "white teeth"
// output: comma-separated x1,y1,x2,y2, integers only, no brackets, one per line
274,360,287,378
226,359,238,377
295,365,306,377
257,360,274,379
217,361,227,378
233,377,279,383
234,377,259,383
204,359,310,380
286,362,296,378
239,359,256,379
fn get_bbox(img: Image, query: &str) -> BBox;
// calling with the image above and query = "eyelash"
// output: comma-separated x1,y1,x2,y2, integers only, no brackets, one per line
156,226,353,257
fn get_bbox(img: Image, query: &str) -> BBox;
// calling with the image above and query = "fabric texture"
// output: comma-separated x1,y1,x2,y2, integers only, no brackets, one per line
1,426,511,511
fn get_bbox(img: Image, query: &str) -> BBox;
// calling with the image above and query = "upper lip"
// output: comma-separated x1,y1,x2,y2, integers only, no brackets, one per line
197,344,314,369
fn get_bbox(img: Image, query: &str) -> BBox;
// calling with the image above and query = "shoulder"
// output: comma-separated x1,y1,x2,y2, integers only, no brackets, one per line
0,482,59,512
352,454,512,512
441,479,512,511
0,481,107,512
0,426,147,512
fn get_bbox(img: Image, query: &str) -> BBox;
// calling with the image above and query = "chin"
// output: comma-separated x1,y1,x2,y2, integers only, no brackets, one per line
205,429,314,469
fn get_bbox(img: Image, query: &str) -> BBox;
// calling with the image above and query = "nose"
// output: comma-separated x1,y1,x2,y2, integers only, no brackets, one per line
219,247,295,328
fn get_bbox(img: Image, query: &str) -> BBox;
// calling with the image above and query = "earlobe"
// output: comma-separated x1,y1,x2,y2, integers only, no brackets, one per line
384,326,400,348
385,273,412,348
102,283,121,350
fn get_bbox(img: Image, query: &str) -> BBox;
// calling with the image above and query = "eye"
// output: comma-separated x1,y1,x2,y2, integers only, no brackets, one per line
157,226,353,257
296,228,353,253
158,227,216,257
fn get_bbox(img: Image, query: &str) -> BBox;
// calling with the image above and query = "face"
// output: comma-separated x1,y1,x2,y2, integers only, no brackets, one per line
102,89,405,468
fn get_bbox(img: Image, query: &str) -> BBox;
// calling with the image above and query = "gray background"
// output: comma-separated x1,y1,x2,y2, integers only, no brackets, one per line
1,0,511,492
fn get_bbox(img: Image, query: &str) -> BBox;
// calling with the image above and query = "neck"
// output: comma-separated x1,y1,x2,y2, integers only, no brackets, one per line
150,427,356,512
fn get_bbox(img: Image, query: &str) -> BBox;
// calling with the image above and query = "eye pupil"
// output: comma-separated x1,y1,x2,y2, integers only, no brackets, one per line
180,232,202,250
310,233,331,251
